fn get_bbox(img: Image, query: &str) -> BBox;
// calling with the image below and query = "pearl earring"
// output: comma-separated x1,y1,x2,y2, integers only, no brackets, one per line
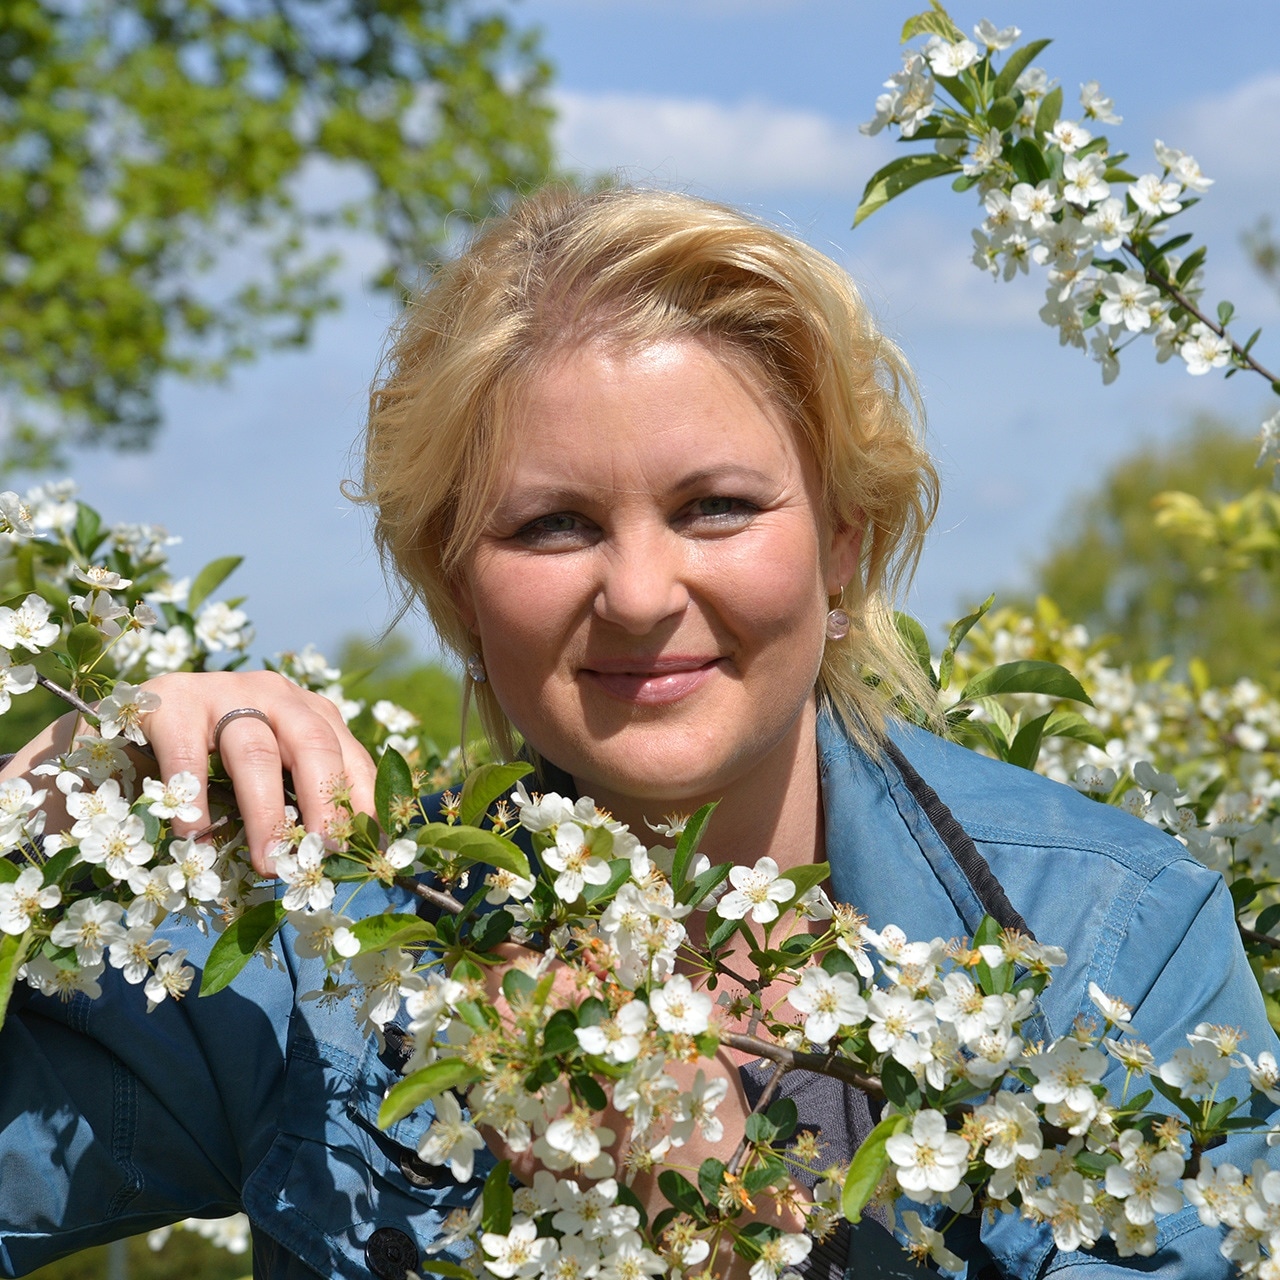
825,587,851,642
465,653,487,683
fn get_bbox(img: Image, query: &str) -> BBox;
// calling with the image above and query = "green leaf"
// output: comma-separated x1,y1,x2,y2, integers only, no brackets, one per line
894,612,937,686
672,801,719,891
571,1072,608,1111
933,73,976,116
0,859,17,884
349,911,437,954
939,593,994,690
1009,138,1050,186
459,761,534,828
1256,904,1280,937
1034,84,1063,138
468,909,514,953
379,1058,483,1128
1148,1075,1204,1124
698,1157,727,1203
745,1112,779,1144
1005,712,1051,771
73,504,103,558
677,861,732,908
766,1097,798,1142
583,858,631,905
40,846,81,888
900,3,965,43
375,746,414,832
958,660,1092,706
542,1007,580,1056
1041,708,1108,750
502,968,537,1005
418,1262,477,1280
842,1113,909,1223
986,95,1018,131
1218,300,1235,328
779,862,831,903
705,909,740,950
199,899,285,996
187,556,243,614
1176,246,1207,286
66,622,103,670
0,929,30,1030
853,153,958,227
992,38,1052,99
482,1159,513,1235
418,825,532,881
880,1056,922,1110
658,1170,707,1221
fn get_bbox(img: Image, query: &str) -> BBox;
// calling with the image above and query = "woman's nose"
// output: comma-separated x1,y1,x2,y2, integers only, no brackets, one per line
592,528,690,634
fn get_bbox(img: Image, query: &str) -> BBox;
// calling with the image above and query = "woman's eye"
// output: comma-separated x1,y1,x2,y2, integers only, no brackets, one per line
514,513,592,546
685,496,757,525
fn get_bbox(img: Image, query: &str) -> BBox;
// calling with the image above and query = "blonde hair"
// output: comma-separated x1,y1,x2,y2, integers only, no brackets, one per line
359,184,940,756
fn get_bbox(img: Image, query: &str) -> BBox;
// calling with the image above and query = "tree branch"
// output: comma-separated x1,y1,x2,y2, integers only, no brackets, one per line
1127,242,1279,386
35,672,103,727
394,875,465,915
727,1060,788,1176
1240,924,1280,951
721,1032,885,1097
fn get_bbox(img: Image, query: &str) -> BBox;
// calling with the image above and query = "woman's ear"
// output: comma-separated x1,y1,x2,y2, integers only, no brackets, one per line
450,573,479,634
826,512,864,596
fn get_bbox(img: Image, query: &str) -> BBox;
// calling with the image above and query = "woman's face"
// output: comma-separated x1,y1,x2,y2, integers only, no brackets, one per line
456,337,860,811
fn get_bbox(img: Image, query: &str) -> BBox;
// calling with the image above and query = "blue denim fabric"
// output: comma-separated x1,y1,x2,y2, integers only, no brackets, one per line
1,714,1276,1279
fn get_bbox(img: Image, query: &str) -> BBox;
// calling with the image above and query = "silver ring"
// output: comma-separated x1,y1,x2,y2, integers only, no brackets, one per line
211,707,272,754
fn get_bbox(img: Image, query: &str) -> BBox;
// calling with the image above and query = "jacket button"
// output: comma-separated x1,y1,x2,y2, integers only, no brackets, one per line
365,1226,419,1280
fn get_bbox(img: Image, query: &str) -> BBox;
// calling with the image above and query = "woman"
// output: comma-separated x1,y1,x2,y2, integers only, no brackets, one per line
1,186,1274,1280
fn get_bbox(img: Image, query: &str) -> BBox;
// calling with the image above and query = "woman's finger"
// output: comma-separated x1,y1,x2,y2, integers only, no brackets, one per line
216,715,290,874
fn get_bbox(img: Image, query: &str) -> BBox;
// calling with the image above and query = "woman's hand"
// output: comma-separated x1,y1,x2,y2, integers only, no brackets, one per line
0,671,376,876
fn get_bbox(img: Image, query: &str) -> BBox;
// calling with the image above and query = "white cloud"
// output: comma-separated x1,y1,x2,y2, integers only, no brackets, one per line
1160,72,1280,197
553,89,887,193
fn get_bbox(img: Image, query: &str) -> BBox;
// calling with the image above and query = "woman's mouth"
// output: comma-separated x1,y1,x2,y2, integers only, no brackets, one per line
580,658,723,706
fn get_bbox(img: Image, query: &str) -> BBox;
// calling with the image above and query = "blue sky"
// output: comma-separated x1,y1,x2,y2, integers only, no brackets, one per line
50,0,1280,667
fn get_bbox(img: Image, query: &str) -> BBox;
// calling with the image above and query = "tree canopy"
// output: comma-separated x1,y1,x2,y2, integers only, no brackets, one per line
0,0,555,464
1028,417,1280,682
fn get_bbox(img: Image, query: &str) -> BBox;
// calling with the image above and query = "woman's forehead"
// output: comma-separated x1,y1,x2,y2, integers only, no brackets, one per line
498,337,810,484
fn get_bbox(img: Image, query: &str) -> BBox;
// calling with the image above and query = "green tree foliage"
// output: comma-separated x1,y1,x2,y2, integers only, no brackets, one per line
337,631,463,749
25,1233,246,1280
0,0,554,463
1027,417,1280,682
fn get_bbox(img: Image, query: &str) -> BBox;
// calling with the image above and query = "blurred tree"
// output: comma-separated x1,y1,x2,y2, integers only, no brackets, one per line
24,1227,246,1280
1026,416,1280,683
0,0,554,465
337,631,463,749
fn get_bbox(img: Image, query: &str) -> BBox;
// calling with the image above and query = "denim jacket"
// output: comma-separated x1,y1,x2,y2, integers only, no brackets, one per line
2,716,1276,1280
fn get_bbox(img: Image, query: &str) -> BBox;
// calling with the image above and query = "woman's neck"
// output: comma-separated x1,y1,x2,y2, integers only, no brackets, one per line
571,698,825,873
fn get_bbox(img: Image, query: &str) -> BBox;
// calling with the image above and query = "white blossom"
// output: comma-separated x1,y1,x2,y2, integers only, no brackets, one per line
97,682,161,744
275,832,336,912
716,856,796,924
0,594,59,653
787,967,867,1047
1180,322,1232,376
1080,80,1122,124
417,1090,486,1181
0,867,61,934
650,974,712,1036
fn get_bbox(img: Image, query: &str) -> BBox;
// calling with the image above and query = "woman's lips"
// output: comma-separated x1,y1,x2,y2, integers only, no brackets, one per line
580,659,722,705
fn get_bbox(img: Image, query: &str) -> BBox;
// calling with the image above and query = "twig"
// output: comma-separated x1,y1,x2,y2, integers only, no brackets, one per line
1240,925,1280,950
36,673,104,728
394,875,465,915
727,1060,788,1176
1127,242,1280,386
721,1031,885,1097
